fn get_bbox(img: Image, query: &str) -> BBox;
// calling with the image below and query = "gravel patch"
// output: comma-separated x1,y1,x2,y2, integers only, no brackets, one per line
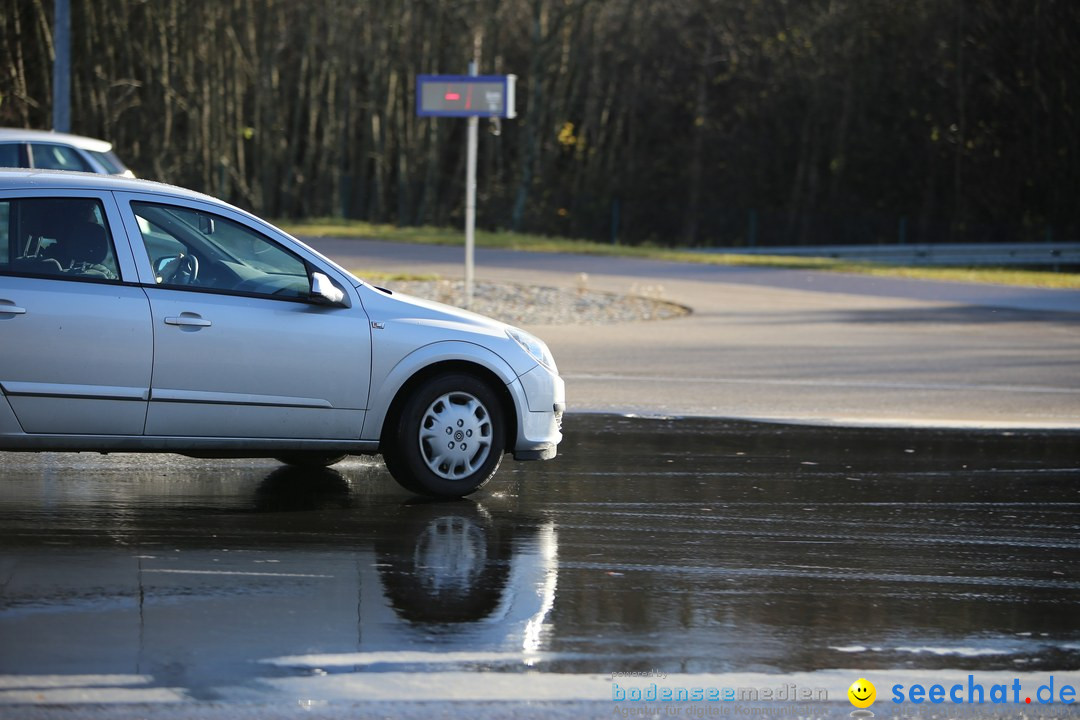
382,279,690,326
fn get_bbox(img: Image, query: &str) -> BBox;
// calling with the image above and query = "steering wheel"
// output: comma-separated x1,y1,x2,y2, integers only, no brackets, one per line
157,252,200,285
175,253,199,284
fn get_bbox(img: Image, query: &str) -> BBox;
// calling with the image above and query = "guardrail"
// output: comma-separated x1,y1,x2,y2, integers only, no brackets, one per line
701,242,1080,267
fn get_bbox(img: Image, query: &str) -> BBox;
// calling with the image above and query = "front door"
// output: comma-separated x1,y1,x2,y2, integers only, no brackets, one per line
122,198,370,439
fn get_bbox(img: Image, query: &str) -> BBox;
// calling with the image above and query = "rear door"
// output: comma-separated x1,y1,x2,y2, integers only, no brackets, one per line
0,191,152,434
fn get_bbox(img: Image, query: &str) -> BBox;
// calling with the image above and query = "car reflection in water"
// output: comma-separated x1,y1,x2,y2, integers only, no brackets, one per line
0,461,558,696
375,501,558,657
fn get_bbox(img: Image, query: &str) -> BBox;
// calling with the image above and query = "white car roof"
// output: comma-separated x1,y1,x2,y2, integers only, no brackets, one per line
0,128,114,153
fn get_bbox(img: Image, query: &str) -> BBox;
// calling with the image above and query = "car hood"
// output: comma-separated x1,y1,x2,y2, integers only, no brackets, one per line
357,283,511,339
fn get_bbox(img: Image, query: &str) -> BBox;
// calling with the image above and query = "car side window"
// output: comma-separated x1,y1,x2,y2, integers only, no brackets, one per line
132,202,311,300
29,143,94,172
0,197,120,281
0,143,22,168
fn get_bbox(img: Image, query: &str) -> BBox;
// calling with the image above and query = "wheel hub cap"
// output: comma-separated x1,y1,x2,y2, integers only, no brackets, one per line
418,391,493,481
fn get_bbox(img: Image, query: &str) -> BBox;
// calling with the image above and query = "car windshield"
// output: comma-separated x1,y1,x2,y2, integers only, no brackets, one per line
85,149,129,175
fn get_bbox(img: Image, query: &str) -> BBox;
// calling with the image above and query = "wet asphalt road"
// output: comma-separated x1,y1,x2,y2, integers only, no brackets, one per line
1,415,1079,718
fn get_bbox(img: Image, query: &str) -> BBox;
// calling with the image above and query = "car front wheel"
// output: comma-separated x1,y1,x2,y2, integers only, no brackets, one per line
383,373,506,497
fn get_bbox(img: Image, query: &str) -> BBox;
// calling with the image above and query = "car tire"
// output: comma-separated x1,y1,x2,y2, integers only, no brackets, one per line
384,373,506,497
274,452,348,468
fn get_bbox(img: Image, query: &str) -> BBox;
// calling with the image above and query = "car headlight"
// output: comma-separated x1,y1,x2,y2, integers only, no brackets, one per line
507,327,558,373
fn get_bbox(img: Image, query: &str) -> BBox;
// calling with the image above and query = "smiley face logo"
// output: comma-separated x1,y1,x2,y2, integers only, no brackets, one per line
848,678,876,709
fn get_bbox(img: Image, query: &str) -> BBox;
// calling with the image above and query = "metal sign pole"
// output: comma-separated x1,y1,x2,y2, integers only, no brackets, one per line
52,0,71,132
415,67,515,310
464,61,478,309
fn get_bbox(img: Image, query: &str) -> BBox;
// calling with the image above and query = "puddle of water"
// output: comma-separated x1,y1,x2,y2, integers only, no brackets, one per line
0,415,1077,700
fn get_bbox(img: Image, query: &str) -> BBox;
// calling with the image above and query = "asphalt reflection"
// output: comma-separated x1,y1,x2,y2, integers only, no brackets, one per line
0,415,1078,704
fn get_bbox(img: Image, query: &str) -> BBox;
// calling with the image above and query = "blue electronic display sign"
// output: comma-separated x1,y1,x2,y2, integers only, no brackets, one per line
416,75,516,118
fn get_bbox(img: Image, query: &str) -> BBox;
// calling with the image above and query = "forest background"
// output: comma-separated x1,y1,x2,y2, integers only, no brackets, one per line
1,0,1077,248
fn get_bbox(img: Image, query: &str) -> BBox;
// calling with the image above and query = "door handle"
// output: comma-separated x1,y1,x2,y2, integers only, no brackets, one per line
0,303,27,315
164,315,212,327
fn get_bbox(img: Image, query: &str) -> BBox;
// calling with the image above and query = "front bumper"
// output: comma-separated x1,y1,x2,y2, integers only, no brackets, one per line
509,366,565,461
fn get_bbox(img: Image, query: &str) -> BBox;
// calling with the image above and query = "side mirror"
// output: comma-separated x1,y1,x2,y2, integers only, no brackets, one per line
311,271,345,305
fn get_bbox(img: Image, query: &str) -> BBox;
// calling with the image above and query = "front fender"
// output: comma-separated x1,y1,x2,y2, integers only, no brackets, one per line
361,340,523,442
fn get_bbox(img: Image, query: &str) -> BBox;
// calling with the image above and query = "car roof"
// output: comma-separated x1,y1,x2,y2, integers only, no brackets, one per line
0,168,229,207
0,128,115,153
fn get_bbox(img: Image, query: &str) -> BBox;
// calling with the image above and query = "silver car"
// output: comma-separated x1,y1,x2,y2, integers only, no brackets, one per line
0,170,564,497
0,128,135,177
